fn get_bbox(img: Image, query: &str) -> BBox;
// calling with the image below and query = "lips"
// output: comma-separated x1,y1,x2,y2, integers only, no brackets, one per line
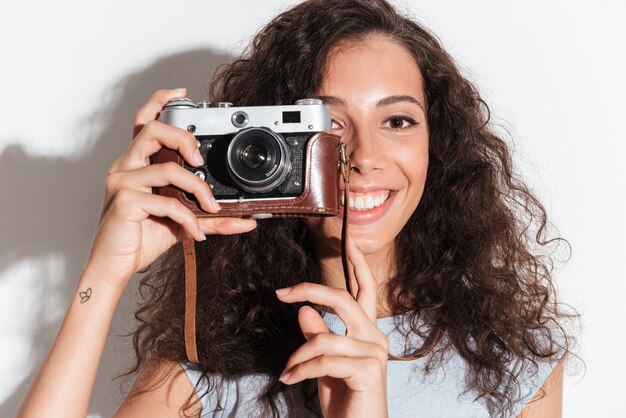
340,190,390,210
338,188,397,225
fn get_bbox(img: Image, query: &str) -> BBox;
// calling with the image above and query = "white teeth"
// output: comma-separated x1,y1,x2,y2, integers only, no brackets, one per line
340,194,345,205
342,191,391,211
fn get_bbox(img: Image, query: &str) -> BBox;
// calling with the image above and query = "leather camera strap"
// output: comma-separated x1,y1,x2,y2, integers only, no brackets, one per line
182,141,442,363
183,238,199,363
338,142,353,297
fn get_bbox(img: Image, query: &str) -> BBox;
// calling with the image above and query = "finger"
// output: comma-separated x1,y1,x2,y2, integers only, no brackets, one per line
109,189,206,241
280,355,384,391
347,235,378,323
275,283,375,338
282,331,386,374
197,217,257,236
298,305,328,341
105,162,220,213
133,88,187,138
112,120,201,173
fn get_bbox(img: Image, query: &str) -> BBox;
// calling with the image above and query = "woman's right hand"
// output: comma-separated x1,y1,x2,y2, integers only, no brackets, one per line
84,88,257,288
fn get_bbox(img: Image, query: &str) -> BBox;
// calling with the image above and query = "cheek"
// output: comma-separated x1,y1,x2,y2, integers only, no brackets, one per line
395,140,429,220
400,140,428,188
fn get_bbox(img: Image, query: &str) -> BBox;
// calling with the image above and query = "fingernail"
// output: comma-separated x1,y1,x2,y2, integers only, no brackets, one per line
194,149,204,166
211,197,221,211
279,371,291,383
275,287,292,296
196,227,206,241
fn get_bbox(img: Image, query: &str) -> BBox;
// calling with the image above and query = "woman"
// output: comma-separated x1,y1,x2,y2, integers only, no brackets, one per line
17,0,575,417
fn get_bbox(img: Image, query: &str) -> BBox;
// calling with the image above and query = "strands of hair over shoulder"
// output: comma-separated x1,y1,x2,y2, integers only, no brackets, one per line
122,1,578,417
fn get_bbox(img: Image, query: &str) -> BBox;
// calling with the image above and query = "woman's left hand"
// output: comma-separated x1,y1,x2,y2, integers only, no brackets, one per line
275,237,389,418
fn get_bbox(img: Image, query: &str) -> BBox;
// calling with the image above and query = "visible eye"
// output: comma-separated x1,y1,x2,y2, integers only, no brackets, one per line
331,118,344,130
382,115,418,130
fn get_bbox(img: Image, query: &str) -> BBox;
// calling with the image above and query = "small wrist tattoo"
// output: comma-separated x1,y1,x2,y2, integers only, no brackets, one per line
79,287,92,304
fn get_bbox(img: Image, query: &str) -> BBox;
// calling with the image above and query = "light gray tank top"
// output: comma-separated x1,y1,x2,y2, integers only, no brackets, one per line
182,311,556,417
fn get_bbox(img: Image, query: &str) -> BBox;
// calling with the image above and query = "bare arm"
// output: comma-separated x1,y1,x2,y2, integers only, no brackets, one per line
16,89,257,418
16,269,125,417
517,358,565,418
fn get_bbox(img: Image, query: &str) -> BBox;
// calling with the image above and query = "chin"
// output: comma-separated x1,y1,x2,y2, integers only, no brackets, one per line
304,214,396,257
349,226,396,256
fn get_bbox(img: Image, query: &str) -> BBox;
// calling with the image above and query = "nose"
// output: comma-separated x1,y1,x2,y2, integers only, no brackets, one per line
346,127,384,176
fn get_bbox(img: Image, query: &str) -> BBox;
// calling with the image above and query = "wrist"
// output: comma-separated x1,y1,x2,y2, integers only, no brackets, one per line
77,262,128,301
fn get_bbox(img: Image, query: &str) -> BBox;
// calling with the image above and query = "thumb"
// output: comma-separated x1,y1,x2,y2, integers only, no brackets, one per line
298,306,329,341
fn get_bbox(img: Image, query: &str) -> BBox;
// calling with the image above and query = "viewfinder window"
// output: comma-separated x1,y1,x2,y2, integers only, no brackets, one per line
282,111,301,123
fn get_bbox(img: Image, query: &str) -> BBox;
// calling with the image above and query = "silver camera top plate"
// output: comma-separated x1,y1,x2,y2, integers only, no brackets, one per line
159,99,331,135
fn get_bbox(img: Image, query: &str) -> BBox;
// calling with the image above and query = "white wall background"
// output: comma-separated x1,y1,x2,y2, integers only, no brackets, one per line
1,1,624,416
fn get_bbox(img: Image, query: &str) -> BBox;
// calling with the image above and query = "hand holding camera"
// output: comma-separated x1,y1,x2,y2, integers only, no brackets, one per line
84,89,258,288
85,89,340,289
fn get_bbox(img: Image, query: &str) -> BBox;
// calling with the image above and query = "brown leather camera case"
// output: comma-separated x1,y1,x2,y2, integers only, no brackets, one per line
151,132,341,218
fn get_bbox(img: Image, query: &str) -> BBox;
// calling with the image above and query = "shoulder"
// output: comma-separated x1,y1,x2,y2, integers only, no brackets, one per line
181,363,319,417
113,359,201,418
509,327,569,417
516,357,564,418
113,359,276,418
181,363,295,417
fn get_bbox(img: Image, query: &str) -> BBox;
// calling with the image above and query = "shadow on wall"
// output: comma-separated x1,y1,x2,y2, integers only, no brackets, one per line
0,48,234,417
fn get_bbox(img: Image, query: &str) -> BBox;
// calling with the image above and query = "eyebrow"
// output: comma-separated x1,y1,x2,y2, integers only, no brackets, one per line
315,95,425,111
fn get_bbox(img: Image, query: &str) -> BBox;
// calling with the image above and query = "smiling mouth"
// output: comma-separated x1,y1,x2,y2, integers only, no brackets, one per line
340,190,391,211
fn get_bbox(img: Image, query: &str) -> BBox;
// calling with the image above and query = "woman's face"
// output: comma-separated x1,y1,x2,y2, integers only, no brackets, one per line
304,35,429,258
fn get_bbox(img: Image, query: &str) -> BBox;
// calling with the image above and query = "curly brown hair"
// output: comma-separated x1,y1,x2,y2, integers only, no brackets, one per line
125,0,577,416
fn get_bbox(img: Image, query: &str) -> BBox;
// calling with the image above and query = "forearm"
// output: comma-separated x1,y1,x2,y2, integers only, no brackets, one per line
17,265,126,418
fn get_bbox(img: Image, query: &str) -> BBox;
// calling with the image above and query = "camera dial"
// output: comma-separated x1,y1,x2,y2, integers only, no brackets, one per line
295,98,323,106
164,97,196,109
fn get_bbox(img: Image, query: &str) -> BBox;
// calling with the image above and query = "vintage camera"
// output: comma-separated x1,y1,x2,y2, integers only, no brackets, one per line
151,98,341,218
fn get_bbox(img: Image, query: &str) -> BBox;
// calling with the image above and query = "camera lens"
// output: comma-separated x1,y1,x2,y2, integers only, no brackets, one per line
241,144,267,169
227,128,291,193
